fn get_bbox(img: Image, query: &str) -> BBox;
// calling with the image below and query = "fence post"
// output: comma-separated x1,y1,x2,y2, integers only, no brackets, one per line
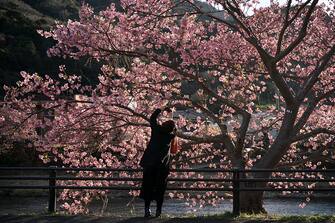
48,166,57,213
232,167,240,216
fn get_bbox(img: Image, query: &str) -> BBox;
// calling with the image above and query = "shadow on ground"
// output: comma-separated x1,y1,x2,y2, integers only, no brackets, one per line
1,215,334,223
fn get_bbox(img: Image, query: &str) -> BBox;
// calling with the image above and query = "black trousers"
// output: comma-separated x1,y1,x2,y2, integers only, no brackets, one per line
140,165,169,207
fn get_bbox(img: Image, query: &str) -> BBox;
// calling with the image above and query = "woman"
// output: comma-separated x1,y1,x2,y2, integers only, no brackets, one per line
139,107,177,217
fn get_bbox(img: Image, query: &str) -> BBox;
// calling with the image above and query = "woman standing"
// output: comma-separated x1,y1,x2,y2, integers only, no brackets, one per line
139,108,177,217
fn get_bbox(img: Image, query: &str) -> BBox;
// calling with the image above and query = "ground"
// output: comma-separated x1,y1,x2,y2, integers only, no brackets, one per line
1,215,335,223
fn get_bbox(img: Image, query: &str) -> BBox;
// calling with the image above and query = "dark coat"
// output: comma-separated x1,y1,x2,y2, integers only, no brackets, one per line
139,109,175,168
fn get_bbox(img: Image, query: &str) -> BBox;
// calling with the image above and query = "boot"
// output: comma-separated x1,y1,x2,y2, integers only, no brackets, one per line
156,199,163,217
144,200,152,218
155,208,161,218
144,207,152,217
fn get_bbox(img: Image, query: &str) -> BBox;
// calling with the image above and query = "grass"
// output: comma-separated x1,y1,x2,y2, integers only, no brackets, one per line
255,103,276,110
201,212,335,222
278,215,335,222
2,212,335,223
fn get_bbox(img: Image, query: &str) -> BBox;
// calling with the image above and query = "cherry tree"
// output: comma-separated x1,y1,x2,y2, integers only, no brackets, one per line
1,0,335,214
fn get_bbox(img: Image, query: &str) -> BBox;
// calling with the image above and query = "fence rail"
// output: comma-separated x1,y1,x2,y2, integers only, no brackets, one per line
1,167,335,215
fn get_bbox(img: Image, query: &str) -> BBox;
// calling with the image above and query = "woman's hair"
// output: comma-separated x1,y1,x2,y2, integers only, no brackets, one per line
161,120,176,133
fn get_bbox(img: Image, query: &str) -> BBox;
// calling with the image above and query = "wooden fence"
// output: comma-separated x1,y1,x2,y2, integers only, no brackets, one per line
1,167,335,215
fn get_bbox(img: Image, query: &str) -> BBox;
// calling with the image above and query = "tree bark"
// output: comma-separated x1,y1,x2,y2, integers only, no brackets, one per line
238,172,270,214
239,189,266,214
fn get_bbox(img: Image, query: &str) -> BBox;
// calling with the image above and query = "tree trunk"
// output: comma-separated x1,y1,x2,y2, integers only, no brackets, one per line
239,174,268,214
239,190,266,214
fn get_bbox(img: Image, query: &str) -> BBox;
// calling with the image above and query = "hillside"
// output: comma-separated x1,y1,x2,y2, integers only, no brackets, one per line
0,0,222,98
0,0,119,98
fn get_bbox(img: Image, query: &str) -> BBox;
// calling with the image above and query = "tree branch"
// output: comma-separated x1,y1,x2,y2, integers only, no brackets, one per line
176,132,222,143
290,128,335,143
292,100,318,135
276,0,293,55
296,44,335,102
275,0,318,62
276,0,314,56
235,111,251,154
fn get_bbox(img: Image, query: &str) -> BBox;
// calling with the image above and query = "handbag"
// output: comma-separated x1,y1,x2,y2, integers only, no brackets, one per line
170,137,180,154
